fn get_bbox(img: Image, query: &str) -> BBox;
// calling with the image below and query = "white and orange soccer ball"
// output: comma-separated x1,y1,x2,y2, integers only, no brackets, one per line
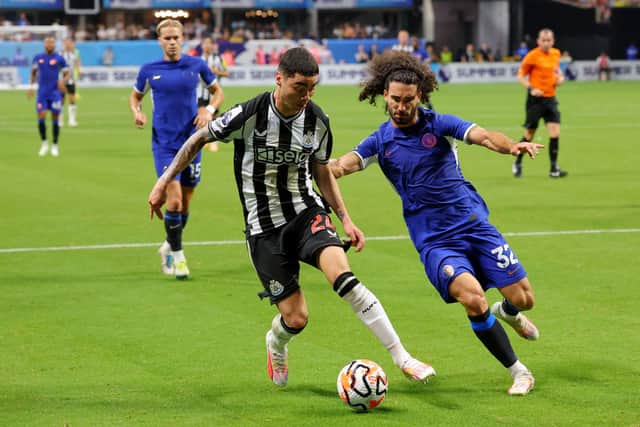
337,359,388,411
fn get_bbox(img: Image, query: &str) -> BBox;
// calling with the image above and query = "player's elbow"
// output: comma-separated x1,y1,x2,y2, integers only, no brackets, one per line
329,159,346,179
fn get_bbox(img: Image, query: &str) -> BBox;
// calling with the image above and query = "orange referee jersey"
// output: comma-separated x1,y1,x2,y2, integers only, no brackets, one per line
518,47,561,97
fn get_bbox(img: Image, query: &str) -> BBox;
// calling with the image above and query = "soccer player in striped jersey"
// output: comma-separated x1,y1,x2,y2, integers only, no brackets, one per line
27,36,69,157
197,36,229,153
148,47,436,387
130,19,223,279
61,37,81,127
330,51,543,395
514,28,567,178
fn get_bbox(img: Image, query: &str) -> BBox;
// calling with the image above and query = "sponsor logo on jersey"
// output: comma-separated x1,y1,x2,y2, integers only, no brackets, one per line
421,133,437,149
301,131,315,148
269,279,284,296
49,59,57,66
38,58,44,64
255,146,310,165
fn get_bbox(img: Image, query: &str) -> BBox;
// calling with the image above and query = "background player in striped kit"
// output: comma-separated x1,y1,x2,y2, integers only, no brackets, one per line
27,36,69,157
148,47,436,387
197,36,229,153
130,19,223,279
60,37,81,127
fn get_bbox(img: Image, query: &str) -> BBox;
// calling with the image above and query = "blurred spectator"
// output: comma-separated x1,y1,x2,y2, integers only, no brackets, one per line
268,47,280,65
17,12,30,26
514,41,529,60
439,45,452,64
560,50,576,80
101,46,114,66
369,43,380,61
626,43,638,60
317,39,335,64
458,43,475,62
12,47,29,66
423,42,438,65
255,45,267,64
595,0,611,23
221,49,235,66
355,44,369,63
597,51,611,81
392,30,413,53
478,41,494,62
411,36,427,62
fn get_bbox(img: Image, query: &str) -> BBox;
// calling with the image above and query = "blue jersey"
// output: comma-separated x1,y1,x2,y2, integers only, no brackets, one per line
133,55,216,148
32,52,67,97
354,107,488,249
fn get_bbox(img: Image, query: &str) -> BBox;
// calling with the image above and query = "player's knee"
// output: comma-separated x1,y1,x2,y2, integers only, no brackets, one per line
283,311,308,330
457,289,488,314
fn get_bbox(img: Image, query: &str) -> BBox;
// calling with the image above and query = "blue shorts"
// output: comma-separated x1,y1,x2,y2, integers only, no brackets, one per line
152,142,202,188
36,93,63,114
420,221,527,303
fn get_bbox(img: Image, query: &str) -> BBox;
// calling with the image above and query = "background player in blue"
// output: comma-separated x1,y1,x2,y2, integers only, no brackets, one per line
27,36,69,157
330,51,544,396
129,19,223,280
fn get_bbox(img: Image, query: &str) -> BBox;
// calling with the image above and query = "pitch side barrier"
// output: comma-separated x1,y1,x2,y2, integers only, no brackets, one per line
3,61,640,89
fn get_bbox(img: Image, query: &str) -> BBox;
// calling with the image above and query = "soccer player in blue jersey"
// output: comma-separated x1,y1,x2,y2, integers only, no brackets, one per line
129,19,223,279
330,51,544,395
27,36,69,157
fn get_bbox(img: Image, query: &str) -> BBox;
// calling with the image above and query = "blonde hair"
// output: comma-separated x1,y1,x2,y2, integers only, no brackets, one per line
156,19,183,36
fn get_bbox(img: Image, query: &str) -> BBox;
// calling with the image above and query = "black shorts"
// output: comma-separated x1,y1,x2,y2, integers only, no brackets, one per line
523,94,560,129
197,98,209,108
247,206,344,304
65,83,76,95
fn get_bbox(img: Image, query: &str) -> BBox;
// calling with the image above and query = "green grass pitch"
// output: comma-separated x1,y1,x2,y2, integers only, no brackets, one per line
1,81,639,426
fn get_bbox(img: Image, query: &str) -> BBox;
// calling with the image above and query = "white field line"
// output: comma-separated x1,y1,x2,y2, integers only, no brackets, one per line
1,228,639,254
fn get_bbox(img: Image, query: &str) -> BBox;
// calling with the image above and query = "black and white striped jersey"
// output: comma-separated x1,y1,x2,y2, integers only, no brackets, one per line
207,91,333,236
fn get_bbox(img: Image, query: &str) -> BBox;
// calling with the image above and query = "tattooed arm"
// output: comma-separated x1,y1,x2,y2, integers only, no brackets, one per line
148,127,213,219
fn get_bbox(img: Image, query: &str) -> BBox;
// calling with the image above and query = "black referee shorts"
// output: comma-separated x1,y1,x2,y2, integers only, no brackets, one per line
523,94,560,129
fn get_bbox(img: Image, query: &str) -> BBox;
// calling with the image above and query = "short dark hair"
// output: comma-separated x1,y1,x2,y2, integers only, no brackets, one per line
278,47,319,77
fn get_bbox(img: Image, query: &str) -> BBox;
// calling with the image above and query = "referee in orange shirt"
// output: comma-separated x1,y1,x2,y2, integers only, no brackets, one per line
513,28,567,178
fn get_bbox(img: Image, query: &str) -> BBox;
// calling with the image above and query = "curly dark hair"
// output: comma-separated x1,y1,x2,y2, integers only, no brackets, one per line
359,50,438,106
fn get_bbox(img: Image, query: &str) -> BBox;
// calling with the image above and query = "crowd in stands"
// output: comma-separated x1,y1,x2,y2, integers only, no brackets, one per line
2,11,638,69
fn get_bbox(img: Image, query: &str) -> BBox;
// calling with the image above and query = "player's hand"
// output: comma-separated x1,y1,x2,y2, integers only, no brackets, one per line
342,219,365,253
148,179,168,220
134,111,147,129
194,107,213,129
58,81,67,94
529,87,544,97
511,142,544,159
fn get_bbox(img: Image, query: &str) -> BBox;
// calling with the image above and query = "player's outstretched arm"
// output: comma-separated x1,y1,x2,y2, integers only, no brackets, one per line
329,152,362,179
313,162,365,252
148,127,212,219
467,126,544,159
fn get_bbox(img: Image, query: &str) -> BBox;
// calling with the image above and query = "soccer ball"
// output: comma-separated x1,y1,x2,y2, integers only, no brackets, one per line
337,359,388,411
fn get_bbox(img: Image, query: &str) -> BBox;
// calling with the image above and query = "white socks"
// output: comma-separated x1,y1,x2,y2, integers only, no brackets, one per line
508,360,529,377
342,283,410,367
269,314,296,351
68,104,77,123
